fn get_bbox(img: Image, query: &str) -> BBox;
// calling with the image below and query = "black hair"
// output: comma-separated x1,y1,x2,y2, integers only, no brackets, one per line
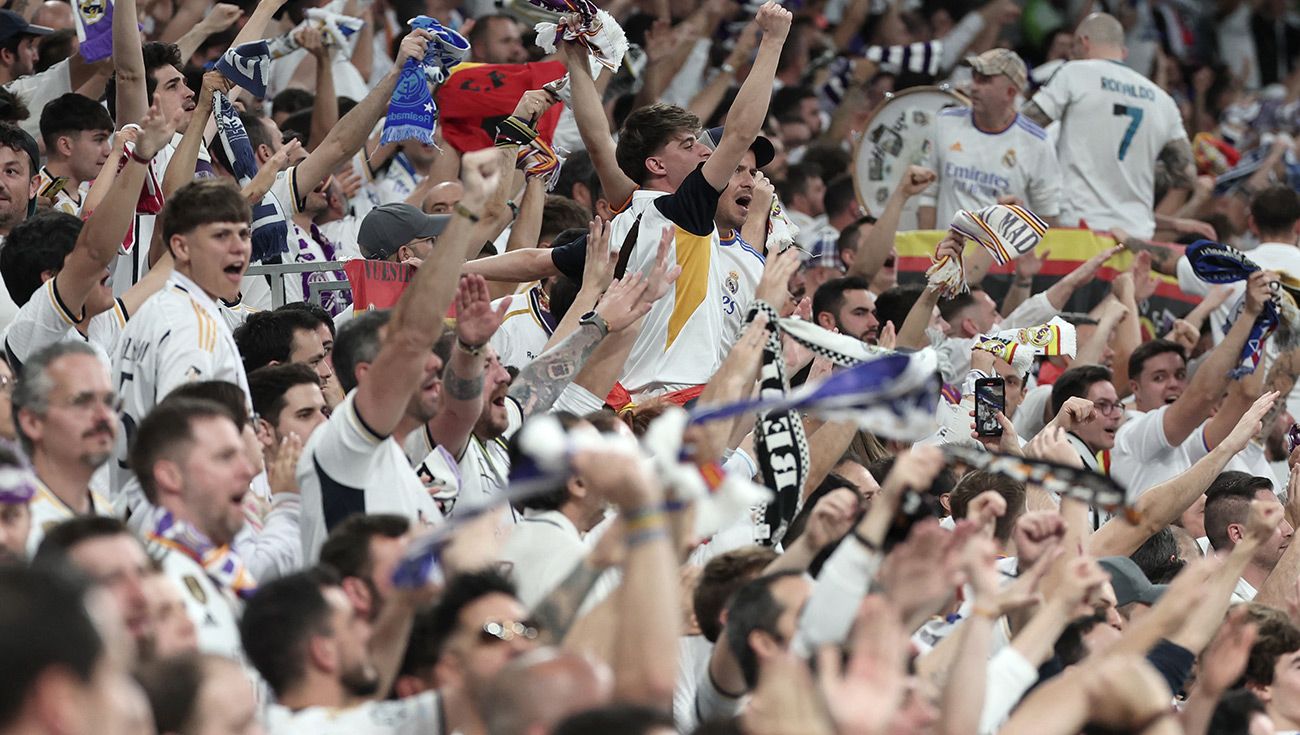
822,175,858,220
1250,184,1300,238
1205,472,1275,552
0,87,29,124
552,705,675,735
129,397,238,505
277,300,336,337
319,513,411,581
272,88,315,120
163,380,250,429
0,565,104,729
31,515,134,570
872,284,925,336
234,308,326,374
240,567,342,696
1051,365,1113,416
425,568,519,664
333,309,390,393
1208,689,1268,735
776,161,823,204
1130,527,1185,584
160,179,251,252
1127,339,1186,382
614,103,701,185
553,149,603,208
723,571,804,689
248,363,321,429
811,275,873,322
0,209,81,305
39,92,113,153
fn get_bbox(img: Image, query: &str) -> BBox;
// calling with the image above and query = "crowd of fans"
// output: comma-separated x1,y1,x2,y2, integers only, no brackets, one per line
3,0,1300,734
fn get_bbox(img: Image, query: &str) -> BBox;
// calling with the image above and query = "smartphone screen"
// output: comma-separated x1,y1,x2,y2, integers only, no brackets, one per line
975,377,1005,437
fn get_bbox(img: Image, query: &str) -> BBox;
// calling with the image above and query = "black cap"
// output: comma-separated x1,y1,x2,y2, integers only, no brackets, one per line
699,127,776,168
358,203,451,260
0,10,53,44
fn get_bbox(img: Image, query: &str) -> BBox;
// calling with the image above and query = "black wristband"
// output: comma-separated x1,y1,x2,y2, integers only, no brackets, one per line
495,116,539,147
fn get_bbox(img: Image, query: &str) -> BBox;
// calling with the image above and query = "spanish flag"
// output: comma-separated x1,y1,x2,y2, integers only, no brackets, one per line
435,61,566,153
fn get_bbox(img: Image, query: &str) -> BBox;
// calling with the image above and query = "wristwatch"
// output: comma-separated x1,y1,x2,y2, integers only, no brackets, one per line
579,310,609,338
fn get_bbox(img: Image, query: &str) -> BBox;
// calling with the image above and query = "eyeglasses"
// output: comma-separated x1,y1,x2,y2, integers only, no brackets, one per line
1092,400,1124,417
479,620,540,645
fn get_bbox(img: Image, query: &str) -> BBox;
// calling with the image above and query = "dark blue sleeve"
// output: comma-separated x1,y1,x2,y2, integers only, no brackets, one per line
549,234,588,282
653,164,722,236
1146,639,1196,696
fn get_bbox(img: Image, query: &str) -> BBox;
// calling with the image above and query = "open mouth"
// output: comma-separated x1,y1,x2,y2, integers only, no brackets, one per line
883,256,897,269
736,195,752,208
224,260,246,278
492,396,506,408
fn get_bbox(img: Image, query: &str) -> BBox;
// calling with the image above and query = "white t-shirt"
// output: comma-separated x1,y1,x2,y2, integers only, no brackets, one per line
371,152,422,206
3,277,127,369
918,108,1062,226
4,60,71,140
265,691,444,735
25,479,111,556
1110,405,1210,499
296,390,442,562
454,397,522,515
111,272,250,514
498,508,587,610
1029,59,1187,238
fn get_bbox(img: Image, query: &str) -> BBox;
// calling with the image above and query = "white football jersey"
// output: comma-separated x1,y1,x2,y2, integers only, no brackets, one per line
716,231,765,352
1029,59,1187,238
265,692,444,735
918,108,1062,226
3,277,127,370
25,479,111,557
111,272,250,515
488,286,555,370
148,538,244,659
36,166,88,216
454,396,522,516
608,168,728,395
296,391,442,562
372,152,422,206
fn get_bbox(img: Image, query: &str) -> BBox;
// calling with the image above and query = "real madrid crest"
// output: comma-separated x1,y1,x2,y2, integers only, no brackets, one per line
183,575,209,604
79,0,106,23
725,271,739,295
1003,148,1017,168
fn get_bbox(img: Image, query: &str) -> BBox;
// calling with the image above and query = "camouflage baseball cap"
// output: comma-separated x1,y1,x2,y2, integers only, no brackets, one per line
964,48,1028,91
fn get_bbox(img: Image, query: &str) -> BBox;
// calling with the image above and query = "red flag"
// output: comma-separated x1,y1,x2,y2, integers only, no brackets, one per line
436,61,566,153
343,259,415,311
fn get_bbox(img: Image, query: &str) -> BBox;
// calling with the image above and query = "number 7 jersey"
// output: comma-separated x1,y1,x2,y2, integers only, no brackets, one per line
1029,58,1186,239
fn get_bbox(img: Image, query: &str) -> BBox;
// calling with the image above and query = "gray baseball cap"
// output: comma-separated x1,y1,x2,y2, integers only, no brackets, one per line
358,203,452,260
1098,556,1167,608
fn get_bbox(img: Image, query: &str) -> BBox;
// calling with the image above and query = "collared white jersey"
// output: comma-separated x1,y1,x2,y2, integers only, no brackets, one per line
36,166,87,216
147,539,244,659
1029,59,1187,238
265,691,445,735
25,479,111,556
918,109,1062,226
454,396,522,516
296,390,442,562
716,231,764,352
402,426,462,515
218,295,259,332
488,287,555,370
607,167,727,395
3,277,128,370
111,272,249,513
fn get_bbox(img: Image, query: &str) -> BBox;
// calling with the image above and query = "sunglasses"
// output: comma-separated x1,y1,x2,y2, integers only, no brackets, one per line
479,620,540,645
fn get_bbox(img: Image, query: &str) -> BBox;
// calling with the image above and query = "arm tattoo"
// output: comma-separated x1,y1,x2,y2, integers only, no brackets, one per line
1020,101,1053,127
530,560,605,645
508,323,604,417
1157,138,1196,190
1125,238,1180,274
443,363,485,401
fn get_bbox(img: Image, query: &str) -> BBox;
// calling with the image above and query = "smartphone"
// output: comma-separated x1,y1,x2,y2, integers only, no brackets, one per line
974,377,1005,437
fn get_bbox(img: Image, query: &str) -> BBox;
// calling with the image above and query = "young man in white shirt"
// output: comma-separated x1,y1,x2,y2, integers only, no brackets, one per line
111,179,254,518
1204,474,1294,604
12,342,116,554
1022,12,1193,238
917,48,1061,230
1110,272,1270,497
35,93,112,215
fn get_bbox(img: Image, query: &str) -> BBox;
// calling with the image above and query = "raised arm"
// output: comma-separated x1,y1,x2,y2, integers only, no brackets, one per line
354,149,500,437
1162,269,1270,447
58,105,179,316
557,41,636,209
111,0,148,126
699,3,789,191
424,277,504,458
847,166,935,283
174,4,244,62
300,29,339,152
1042,245,1122,311
1089,392,1277,557
293,31,431,205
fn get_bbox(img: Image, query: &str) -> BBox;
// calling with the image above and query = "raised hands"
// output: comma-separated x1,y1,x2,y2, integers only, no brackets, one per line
460,147,501,206
754,1,793,42
1223,390,1279,453
1244,269,1276,316
801,487,859,551
266,431,304,495
755,246,800,310
297,26,328,59
898,165,937,198
454,274,508,348
395,28,433,68
594,273,653,332
135,102,184,160
580,217,618,295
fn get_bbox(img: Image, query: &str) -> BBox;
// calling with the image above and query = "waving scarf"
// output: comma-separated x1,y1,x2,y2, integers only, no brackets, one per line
530,0,628,77
73,0,114,61
943,444,1138,522
216,41,272,99
213,91,288,263
381,18,470,146
267,8,365,59
973,317,1078,373
147,509,257,599
408,15,472,84
1184,239,1281,377
927,203,1051,298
